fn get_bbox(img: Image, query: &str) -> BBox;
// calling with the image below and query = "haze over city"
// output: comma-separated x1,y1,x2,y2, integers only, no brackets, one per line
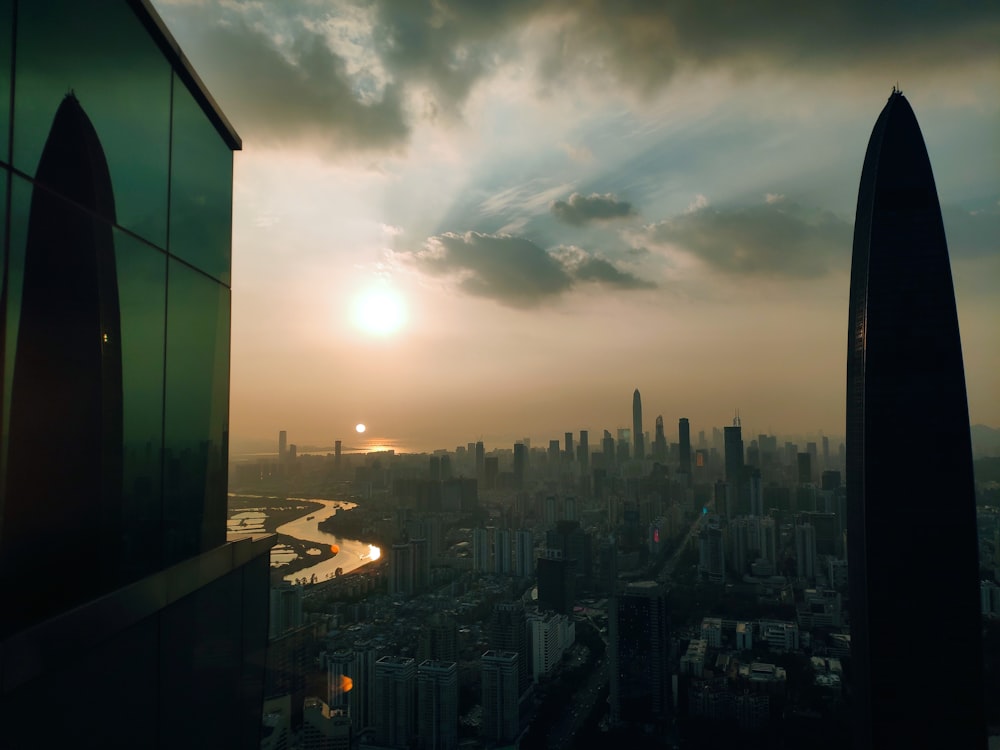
151,1,999,452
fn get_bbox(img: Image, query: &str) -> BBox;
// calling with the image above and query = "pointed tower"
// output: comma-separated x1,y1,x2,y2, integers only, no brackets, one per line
846,91,984,748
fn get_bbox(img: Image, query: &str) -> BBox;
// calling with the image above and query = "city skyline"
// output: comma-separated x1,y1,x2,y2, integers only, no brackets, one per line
151,2,1000,452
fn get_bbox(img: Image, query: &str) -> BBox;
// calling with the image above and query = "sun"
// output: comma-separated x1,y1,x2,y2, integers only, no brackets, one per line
352,287,406,336
355,423,366,434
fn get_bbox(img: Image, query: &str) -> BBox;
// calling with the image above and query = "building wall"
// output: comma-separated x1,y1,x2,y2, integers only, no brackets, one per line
0,2,270,747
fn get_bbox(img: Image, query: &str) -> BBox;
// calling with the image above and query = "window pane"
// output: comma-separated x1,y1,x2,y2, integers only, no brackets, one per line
163,261,229,564
13,0,170,246
0,0,11,164
170,73,233,284
116,230,167,583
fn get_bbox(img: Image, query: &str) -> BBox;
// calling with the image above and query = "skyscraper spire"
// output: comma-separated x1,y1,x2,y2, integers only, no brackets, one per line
846,91,984,748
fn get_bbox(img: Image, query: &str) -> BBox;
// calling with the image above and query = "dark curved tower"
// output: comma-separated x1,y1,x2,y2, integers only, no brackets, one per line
846,91,984,747
2,95,123,635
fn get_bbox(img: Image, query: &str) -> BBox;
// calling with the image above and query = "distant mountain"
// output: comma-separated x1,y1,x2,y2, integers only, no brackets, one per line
971,424,1000,458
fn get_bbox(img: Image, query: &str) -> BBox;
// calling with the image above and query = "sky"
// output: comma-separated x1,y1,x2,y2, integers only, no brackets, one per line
152,1,1000,455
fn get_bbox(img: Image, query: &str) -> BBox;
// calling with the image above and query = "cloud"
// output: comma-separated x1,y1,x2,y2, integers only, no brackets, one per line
551,192,636,226
154,5,409,154
942,205,1000,260
400,232,654,307
645,199,851,278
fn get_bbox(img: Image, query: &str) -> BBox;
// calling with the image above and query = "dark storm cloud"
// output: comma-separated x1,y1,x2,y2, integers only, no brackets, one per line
402,232,654,307
368,0,997,104
647,201,851,278
551,193,636,226
156,8,409,152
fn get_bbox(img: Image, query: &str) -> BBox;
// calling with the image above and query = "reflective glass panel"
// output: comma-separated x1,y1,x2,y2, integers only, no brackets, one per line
170,73,233,284
13,0,170,246
163,260,230,564
0,0,11,163
116,229,167,583
2,173,29,458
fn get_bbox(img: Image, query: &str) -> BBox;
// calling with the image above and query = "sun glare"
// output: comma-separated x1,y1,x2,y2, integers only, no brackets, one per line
352,288,406,336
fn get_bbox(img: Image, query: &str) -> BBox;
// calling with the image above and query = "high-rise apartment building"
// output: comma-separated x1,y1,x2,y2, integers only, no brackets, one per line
847,90,984,747
480,650,521,744
514,529,534,577
374,656,416,749
0,2,270,745
416,660,458,750
489,601,530,698
609,581,670,728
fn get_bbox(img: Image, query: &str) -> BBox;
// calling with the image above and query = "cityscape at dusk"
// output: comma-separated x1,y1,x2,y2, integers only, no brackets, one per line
150,0,1000,452
1,2,998,749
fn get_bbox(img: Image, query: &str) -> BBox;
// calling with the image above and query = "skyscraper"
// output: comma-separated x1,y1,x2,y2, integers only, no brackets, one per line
480,650,520,744
847,90,984,747
653,415,667,462
632,388,644,460
374,656,416,748
416,660,458,750
678,417,692,480
0,3,270,745
609,581,670,728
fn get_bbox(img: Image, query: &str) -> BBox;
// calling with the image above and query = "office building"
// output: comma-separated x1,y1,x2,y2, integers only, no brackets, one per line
480,650,520,744
327,649,354,712
475,441,485,481
653,415,667,462
513,442,527,488
279,430,288,460
0,2,270,745
374,656,416,749
632,388,644,460
350,640,380,733
416,660,458,750
678,417,692,479
847,90,984,747
578,429,589,472
609,581,670,728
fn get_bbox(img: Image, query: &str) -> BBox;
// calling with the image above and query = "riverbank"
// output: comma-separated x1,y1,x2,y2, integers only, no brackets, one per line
227,495,340,582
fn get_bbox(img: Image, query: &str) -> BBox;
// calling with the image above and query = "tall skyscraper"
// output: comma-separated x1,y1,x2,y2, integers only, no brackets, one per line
489,601,530,698
678,417,692,479
515,529,534,577
279,430,288,460
416,661,458,750
847,90,984,747
632,388,644,460
513,442,526,488
0,3,269,745
609,581,670,728
578,429,589,472
475,440,485,480
374,656,416,748
480,651,520,744
653,415,667,462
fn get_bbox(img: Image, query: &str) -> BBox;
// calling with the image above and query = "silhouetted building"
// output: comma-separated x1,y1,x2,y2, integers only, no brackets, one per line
797,452,811,485
489,601,530,698
653,415,667,462
578,429,589,472
374,656,416,748
513,442,527,488
537,551,575,615
610,581,670,728
0,3,270,746
847,90,985,747
416,660,458,750
480,651,520,744
632,388,644,460
678,417,692,480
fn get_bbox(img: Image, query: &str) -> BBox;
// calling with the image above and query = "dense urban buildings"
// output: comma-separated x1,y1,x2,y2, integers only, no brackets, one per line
0,1,271,746
846,90,985,747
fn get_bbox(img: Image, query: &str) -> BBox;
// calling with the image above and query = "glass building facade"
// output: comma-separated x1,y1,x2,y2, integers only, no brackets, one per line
0,2,271,746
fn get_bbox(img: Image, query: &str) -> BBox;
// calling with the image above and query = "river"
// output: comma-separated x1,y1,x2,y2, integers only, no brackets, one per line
276,497,381,583
228,494,381,584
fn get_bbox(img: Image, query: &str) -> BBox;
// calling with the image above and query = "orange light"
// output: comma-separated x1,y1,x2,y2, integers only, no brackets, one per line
330,544,340,555
339,675,353,693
